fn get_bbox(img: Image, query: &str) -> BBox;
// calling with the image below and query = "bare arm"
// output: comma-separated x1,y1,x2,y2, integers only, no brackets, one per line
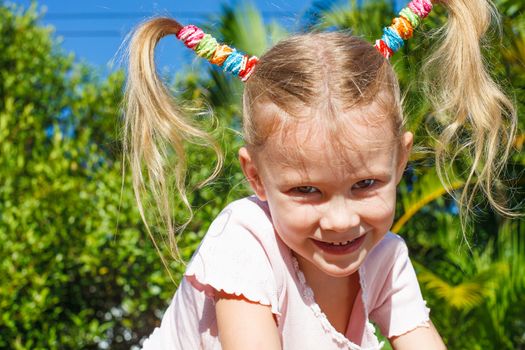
215,291,281,350
390,321,446,350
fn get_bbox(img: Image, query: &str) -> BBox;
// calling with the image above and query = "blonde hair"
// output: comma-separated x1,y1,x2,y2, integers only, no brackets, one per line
123,0,517,261
123,18,223,263
423,0,517,220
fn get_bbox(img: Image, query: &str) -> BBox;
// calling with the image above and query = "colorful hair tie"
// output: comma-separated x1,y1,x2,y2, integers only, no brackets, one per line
375,0,433,59
392,17,413,40
176,25,258,82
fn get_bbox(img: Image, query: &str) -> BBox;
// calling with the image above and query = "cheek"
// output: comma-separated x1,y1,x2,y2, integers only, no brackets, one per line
268,200,318,237
362,204,395,229
378,204,396,229
360,189,397,224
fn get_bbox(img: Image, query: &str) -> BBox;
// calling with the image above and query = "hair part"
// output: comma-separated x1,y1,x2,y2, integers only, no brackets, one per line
243,32,403,148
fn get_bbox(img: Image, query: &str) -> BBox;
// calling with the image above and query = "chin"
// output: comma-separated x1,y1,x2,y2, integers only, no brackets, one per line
316,251,367,278
323,267,360,279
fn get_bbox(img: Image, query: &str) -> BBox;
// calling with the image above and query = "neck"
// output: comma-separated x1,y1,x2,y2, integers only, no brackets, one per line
295,254,359,296
295,253,361,335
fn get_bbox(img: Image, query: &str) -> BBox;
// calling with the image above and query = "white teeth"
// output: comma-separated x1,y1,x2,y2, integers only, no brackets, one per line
329,240,353,246
326,236,363,246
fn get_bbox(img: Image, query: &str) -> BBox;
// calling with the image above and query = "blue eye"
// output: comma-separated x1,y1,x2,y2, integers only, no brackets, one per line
294,186,318,194
352,179,376,190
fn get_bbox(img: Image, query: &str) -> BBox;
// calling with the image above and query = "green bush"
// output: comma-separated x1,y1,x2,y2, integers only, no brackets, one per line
0,2,251,347
0,3,193,348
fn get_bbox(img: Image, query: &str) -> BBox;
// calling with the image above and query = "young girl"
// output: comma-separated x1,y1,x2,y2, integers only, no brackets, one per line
124,0,516,348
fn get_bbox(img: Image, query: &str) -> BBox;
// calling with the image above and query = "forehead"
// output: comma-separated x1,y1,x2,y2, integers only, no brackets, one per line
257,102,400,171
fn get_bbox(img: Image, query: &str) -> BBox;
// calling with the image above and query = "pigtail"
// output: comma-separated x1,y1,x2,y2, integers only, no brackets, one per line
123,17,223,263
422,0,517,222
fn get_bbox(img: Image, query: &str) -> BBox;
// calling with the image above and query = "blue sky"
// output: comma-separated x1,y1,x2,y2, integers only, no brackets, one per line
10,0,402,74
10,0,319,73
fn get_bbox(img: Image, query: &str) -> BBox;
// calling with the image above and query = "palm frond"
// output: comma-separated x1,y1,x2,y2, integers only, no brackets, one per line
393,169,464,233
215,3,271,56
319,0,393,40
414,260,507,311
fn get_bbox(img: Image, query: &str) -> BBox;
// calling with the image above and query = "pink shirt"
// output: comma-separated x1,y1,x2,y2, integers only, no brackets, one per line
142,196,430,349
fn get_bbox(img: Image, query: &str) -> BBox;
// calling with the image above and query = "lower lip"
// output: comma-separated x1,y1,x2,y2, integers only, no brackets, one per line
312,235,367,255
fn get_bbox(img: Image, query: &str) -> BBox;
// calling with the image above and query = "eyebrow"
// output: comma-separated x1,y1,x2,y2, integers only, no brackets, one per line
274,166,393,185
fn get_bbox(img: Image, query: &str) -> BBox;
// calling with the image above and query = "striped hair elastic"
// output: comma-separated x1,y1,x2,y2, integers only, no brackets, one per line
176,25,258,82
375,0,433,59
176,0,434,80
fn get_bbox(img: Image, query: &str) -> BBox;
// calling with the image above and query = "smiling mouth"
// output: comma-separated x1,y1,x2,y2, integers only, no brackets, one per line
312,234,367,255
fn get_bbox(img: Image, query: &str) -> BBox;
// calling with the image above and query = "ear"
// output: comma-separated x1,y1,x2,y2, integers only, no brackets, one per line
395,131,413,185
239,147,267,201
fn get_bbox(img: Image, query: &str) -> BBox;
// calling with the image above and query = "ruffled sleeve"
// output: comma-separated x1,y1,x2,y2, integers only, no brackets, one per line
367,233,430,338
184,198,281,316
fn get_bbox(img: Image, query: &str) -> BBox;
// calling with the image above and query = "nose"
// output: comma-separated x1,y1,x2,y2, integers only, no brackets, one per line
319,196,360,233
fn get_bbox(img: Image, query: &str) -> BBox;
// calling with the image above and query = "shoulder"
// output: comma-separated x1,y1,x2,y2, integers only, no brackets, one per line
365,233,430,338
210,196,273,235
189,195,275,261
361,232,413,307
184,196,283,314
225,195,268,212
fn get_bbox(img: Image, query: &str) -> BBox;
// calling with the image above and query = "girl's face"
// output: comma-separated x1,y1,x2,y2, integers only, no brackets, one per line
240,104,412,278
